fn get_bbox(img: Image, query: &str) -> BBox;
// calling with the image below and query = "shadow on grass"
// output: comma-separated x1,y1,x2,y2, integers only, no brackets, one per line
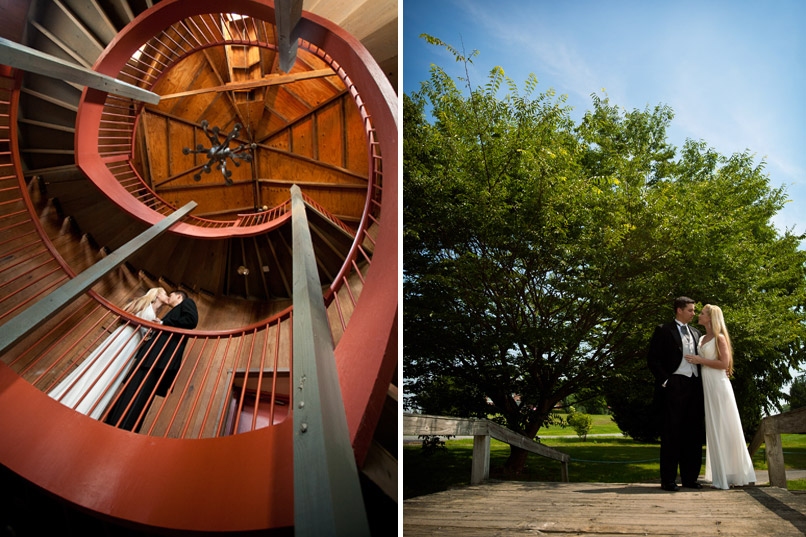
404,437,662,499
405,435,806,499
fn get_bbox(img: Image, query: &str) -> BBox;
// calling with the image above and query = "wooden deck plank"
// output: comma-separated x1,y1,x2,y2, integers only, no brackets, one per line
404,482,806,536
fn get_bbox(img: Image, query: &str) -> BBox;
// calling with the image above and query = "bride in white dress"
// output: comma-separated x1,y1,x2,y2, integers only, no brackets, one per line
49,287,168,419
685,304,756,489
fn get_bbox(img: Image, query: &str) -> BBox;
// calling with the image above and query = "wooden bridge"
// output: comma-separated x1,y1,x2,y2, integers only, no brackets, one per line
405,410,806,536
404,481,806,536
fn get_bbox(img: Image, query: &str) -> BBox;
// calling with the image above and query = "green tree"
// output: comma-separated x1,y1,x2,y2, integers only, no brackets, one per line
789,376,806,411
404,36,806,472
567,410,593,441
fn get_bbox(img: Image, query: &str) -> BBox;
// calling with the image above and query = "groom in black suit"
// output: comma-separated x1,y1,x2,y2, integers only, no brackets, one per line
106,289,198,432
647,296,705,491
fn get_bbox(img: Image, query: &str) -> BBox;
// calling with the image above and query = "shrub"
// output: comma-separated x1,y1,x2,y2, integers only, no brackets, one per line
567,412,593,441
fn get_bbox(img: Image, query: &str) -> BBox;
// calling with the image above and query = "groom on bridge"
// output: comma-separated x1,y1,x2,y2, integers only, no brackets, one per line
647,296,705,492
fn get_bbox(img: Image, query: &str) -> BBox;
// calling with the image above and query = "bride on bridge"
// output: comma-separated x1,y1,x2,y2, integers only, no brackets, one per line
685,304,756,489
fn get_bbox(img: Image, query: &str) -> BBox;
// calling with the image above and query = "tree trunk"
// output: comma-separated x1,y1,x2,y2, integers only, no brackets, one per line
503,445,529,474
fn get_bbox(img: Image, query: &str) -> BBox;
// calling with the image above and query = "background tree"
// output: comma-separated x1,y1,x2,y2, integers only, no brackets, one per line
404,36,806,472
788,376,806,411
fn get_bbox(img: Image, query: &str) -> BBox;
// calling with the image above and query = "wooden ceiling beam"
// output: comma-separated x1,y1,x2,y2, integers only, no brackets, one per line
258,178,366,191
3,40,158,104
156,179,255,192
256,143,367,182
159,69,336,100
200,48,249,132
258,89,348,143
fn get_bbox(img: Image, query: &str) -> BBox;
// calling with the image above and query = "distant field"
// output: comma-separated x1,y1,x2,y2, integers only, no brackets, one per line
537,413,623,436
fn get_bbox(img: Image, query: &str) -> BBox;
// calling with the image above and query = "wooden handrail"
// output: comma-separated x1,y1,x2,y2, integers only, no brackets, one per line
749,407,806,488
291,184,369,535
0,202,196,354
404,413,570,484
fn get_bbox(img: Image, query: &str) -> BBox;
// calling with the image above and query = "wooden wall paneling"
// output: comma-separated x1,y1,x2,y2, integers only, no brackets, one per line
140,112,165,181
340,96,348,168
344,96,368,175
251,235,270,299
167,120,195,182
162,236,196,289
317,99,344,168
183,182,253,217
133,116,152,187
181,237,223,294
274,86,311,122
292,77,339,110
265,130,290,152
290,118,313,158
128,232,181,279
294,51,344,93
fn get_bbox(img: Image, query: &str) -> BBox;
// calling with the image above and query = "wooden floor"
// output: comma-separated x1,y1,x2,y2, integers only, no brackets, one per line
404,481,806,536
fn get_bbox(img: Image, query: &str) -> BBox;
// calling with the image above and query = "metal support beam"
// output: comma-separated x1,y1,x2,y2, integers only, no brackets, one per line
291,185,369,536
0,202,196,354
275,0,302,73
0,37,160,104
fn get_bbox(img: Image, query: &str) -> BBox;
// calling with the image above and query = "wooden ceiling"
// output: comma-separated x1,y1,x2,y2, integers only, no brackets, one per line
133,36,371,224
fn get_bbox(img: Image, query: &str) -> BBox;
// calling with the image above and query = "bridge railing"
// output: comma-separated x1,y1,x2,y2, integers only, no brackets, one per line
404,412,570,484
749,407,806,488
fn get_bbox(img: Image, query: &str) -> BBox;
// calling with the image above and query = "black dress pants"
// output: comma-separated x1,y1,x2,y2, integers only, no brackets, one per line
659,374,704,486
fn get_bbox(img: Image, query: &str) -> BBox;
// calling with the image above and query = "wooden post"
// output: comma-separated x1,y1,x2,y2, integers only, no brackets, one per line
0,202,196,354
471,434,491,484
275,0,302,73
0,37,159,104
765,430,787,488
291,185,369,536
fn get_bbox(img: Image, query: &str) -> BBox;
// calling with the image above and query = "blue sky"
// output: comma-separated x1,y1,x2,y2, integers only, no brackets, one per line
403,0,806,239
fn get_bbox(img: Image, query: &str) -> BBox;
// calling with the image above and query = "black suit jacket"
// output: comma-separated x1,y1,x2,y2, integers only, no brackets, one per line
647,321,701,388
138,298,199,372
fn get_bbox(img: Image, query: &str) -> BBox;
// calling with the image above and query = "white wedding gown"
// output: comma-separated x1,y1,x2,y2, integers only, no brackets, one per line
700,337,756,489
49,304,158,419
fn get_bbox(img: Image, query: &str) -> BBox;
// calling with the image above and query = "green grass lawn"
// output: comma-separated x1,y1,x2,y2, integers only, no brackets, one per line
537,413,623,436
404,426,806,499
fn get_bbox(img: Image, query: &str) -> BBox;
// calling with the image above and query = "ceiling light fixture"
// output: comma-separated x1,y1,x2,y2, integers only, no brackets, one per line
183,120,255,185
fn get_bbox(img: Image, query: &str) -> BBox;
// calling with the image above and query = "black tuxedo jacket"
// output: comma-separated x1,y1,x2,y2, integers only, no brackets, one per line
138,298,199,372
161,297,198,331
647,321,701,388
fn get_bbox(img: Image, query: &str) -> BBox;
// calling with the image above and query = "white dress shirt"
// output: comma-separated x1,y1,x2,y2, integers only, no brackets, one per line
672,320,698,377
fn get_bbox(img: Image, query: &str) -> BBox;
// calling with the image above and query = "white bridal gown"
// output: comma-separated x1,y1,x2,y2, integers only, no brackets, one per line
700,337,756,489
49,304,158,419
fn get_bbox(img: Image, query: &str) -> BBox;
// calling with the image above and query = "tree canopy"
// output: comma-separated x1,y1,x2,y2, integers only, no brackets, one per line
404,36,806,471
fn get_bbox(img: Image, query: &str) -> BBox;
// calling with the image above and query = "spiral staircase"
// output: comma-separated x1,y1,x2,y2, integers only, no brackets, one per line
0,0,397,535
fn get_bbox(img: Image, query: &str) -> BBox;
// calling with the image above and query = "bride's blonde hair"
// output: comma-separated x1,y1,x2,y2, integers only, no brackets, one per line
702,304,734,377
123,287,165,316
